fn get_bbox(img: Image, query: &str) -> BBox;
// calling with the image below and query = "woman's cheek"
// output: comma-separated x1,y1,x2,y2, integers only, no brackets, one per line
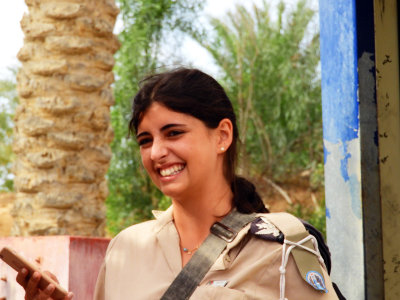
140,150,152,174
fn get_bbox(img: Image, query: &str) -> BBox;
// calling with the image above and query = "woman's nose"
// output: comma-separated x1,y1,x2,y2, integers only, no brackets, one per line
150,139,168,161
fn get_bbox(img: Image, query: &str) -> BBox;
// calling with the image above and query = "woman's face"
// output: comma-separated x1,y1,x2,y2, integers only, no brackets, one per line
136,102,224,199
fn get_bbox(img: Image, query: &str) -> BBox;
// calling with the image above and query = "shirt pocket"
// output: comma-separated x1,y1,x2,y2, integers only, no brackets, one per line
191,286,247,300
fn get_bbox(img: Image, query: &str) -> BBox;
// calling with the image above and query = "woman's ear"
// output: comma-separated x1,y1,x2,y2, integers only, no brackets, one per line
216,118,233,153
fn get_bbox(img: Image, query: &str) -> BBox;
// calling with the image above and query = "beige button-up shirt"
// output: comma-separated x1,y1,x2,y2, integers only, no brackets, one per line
94,207,338,299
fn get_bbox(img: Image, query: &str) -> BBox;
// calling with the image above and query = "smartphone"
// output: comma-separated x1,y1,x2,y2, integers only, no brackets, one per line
0,246,68,300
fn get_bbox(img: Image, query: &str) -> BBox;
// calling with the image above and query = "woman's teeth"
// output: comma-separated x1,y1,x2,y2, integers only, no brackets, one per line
160,165,184,177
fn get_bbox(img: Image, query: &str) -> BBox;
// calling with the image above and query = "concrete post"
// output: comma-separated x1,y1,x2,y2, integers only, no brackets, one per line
320,0,400,299
320,2,366,299
373,0,400,299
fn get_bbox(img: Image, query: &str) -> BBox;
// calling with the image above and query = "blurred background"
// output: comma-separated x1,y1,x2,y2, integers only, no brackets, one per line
0,0,324,236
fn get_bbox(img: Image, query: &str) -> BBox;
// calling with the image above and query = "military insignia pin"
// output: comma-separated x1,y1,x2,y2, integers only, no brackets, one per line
250,217,284,243
306,270,328,293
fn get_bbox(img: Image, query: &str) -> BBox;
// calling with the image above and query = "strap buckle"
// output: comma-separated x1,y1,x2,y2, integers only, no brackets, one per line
210,222,237,243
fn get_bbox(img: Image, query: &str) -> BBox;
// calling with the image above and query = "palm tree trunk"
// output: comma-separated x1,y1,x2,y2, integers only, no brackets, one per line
12,0,120,236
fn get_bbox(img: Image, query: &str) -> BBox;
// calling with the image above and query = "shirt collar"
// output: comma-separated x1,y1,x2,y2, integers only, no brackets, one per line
152,205,174,233
152,205,182,274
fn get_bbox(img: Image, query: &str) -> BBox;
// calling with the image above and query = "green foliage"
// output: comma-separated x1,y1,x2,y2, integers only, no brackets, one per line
106,0,202,235
0,71,18,191
193,0,322,182
190,0,324,230
289,198,326,239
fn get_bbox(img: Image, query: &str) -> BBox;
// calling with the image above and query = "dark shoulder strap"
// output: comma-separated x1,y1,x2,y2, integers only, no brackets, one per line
160,211,256,300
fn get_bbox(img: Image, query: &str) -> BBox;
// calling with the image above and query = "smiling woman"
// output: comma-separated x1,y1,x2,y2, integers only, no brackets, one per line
136,102,232,205
130,68,267,215
93,68,340,299
18,68,342,300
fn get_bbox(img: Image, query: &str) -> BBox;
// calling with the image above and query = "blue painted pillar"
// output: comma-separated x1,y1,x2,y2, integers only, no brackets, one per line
319,1,382,299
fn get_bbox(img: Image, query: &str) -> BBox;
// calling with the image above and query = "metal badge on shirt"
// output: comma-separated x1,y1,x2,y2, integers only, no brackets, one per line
250,217,284,243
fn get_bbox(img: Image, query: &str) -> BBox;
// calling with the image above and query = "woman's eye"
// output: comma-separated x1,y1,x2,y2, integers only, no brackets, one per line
138,138,152,146
168,130,183,137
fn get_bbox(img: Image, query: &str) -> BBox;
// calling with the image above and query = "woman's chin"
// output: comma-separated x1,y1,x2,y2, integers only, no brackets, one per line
159,183,188,200
160,188,182,199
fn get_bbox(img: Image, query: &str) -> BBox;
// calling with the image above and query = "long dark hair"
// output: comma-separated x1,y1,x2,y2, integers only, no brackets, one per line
129,68,268,214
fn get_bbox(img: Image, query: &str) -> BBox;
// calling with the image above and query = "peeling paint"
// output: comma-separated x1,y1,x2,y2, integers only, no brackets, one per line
339,143,351,182
325,207,331,219
323,144,330,164
324,139,363,300
320,0,359,146
319,2,376,300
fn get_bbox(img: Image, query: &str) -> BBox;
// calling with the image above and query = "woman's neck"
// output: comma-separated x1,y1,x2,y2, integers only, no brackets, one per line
171,182,233,266
172,181,233,228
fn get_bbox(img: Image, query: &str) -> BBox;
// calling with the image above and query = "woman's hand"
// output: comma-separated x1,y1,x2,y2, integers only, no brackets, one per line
16,268,74,300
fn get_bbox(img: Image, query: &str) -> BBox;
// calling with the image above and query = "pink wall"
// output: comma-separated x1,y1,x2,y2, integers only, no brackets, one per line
0,236,110,299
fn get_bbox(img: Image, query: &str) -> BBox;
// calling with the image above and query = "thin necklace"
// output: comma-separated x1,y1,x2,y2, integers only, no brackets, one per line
182,245,199,255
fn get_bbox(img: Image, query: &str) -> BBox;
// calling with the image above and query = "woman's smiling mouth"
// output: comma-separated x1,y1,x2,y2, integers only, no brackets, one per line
159,164,185,177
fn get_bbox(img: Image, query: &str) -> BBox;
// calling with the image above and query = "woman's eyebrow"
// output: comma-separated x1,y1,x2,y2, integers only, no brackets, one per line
160,123,186,131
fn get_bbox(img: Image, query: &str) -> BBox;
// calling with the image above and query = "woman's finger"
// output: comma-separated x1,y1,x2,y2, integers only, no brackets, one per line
16,269,72,300
25,271,41,299
43,271,59,284
42,283,55,296
16,268,29,288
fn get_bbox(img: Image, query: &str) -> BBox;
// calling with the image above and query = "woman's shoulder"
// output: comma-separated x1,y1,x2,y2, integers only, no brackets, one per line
107,208,174,252
122,219,158,235
249,211,331,274
246,212,307,244
105,219,159,253
249,211,326,247
244,212,340,299
116,218,158,238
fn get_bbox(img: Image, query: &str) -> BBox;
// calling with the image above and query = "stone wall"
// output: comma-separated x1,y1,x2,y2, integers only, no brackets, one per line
12,0,120,236
0,193,14,236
